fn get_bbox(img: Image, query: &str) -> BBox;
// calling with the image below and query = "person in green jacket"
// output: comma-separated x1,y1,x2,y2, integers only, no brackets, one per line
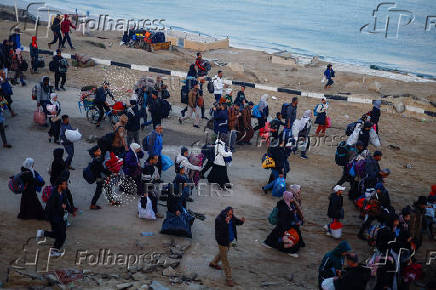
318,240,352,289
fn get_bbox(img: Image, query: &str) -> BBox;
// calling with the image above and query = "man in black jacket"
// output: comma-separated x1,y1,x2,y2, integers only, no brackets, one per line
95,82,114,128
148,90,162,129
48,14,63,49
53,49,68,90
126,95,140,145
36,178,72,257
88,145,112,209
324,185,345,236
209,207,245,287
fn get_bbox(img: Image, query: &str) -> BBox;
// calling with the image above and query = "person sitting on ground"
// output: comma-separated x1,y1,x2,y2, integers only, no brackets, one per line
94,81,114,128
236,101,254,145
209,207,245,287
314,97,328,137
88,145,113,209
262,170,286,197
324,185,345,236
318,240,352,288
263,191,304,258
47,93,61,144
234,85,246,109
253,94,269,131
17,158,45,220
324,64,335,89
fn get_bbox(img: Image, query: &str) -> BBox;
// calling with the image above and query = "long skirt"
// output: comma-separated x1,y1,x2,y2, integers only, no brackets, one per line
207,164,230,188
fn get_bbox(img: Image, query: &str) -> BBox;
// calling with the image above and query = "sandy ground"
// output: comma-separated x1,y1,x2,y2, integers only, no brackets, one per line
0,13,436,290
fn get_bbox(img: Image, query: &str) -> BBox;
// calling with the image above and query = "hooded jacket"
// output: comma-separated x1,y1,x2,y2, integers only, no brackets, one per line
213,139,232,166
126,103,140,132
50,148,69,185
318,241,351,283
36,76,52,102
327,192,344,219
215,207,244,247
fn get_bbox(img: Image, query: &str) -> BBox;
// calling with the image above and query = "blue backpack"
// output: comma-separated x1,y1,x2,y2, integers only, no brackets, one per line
252,105,262,118
313,104,320,116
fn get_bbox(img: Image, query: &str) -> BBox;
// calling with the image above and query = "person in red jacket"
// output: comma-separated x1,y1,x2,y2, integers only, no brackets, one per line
60,14,76,49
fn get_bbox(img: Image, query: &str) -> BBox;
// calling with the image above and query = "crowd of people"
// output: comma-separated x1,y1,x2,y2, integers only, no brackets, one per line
3,39,435,289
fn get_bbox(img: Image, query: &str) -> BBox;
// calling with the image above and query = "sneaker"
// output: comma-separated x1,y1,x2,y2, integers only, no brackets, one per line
300,155,308,160
181,110,186,117
49,249,65,258
156,213,164,219
225,279,235,287
60,87,66,91
178,117,182,124
209,263,222,270
288,253,299,258
262,187,268,194
326,231,331,236
202,116,209,120
90,205,102,210
261,242,272,249
36,229,44,239
48,137,52,143
111,201,121,206
3,144,12,148
323,224,329,232
55,87,60,91
193,125,199,128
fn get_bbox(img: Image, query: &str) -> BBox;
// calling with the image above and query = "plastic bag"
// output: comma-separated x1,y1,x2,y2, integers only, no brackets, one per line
161,154,174,171
33,107,46,125
369,129,381,147
326,116,331,128
346,123,361,146
65,129,82,143
138,197,156,220
321,277,335,290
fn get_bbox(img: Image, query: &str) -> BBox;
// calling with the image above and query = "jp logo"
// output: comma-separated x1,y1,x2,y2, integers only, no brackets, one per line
360,2,415,38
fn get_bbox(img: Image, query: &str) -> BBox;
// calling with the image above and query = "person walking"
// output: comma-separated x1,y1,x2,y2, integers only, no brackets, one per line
126,94,141,145
48,14,63,49
0,104,12,148
237,101,254,145
29,36,39,73
36,178,73,257
11,48,26,86
36,76,53,124
60,14,76,49
60,115,75,170
179,83,201,128
143,124,163,175
314,98,329,137
213,71,226,102
88,145,113,209
209,207,245,287
323,185,345,236
285,97,298,142
148,90,162,129
207,136,232,190
324,64,335,89
17,158,45,220
47,93,61,144
369,100,381,134
1,71,17,116
53,49,68,90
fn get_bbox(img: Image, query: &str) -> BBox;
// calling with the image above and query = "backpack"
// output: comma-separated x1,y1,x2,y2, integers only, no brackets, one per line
346,122,358,136
313,104,320,117
181,85,189,104
207,81,214,94
58,58,68,73
335,141,349,166
268,207,278,225
161,99,171,118
49,60,56,72
252,105,262,118
83,163,96,184
348,159,367,178
281,103,290,119
142,133,154,153
19,60,28,72
8,173,26,194
42,186,53,202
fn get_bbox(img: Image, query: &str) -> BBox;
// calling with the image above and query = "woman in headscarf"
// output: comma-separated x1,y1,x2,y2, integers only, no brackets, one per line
11,48,26,86
315,97,328,137
123,142,144,194
292,110,312,159
369,100,381,134
289,184,302,206
207,135,232,190
263,191,304,258
18,158,45,220
47,93,61,143
29,36,39,73
253,94,269,131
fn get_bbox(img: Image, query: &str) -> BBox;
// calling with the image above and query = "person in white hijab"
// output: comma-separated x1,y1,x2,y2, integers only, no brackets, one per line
130,142,142,163
48,93,62,143
289,184,302,206
291,110,312,159
23,157,36,177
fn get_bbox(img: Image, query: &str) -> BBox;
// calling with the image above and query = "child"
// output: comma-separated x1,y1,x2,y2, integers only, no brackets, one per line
262,171,286,197
324,185,345,236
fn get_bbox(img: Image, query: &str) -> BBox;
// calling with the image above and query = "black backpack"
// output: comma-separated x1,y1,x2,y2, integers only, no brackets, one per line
207,81,214,94
181,85,189,104
83,163,96,184
281,103,290,119
161,99,171,118
335,141,352,166
49,60,57,72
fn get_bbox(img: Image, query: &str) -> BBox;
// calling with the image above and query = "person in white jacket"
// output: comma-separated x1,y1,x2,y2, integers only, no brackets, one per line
207,137,232,189
213,71,227,103
175,147,202,175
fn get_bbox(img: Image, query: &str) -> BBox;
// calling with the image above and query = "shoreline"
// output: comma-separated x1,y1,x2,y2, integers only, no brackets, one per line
2,1,435,81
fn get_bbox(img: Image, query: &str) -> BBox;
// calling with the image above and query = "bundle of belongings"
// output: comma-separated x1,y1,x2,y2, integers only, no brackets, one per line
72,54,95,68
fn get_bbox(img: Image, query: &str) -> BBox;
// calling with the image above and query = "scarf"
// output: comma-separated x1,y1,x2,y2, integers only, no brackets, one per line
283,190,294,208
23,157,35,177
130,143,141,162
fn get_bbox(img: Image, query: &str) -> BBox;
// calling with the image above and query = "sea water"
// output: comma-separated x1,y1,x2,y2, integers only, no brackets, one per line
3,0,436,77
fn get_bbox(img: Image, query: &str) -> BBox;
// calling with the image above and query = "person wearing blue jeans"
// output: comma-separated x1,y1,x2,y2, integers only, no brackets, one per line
262,171,286,197
60,115,75,170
